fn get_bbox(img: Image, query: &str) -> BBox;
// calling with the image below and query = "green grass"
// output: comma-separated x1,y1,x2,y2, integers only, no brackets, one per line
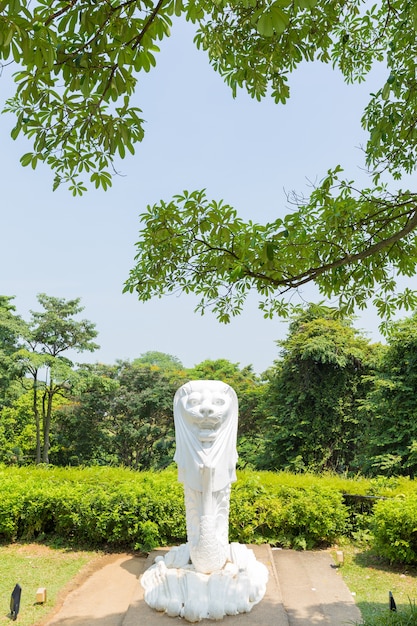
334,543,417,625
0,543,98,626
357,605,417,626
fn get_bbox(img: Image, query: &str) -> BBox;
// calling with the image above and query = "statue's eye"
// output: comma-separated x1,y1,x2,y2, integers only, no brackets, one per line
188,396,201,407
212,397,225,406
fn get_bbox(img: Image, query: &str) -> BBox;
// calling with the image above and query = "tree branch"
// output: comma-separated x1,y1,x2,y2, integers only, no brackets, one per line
130,0,167,49
273,207,417,291
45,0,80,27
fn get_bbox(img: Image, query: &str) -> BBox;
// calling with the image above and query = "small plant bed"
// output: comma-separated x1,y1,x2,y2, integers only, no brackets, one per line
0,542,98,626
334,543,417,625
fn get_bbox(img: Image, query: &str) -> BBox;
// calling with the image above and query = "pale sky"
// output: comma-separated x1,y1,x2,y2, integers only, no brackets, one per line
0,19,399,373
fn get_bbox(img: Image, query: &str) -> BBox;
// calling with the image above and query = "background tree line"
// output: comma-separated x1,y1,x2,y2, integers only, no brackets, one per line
1,294,417,478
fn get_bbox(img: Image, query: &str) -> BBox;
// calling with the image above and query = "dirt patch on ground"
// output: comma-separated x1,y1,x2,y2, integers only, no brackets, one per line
5,542,97,561
14,543,56,557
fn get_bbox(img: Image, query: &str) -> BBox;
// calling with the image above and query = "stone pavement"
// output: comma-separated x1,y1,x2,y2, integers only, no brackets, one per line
43,546,362,626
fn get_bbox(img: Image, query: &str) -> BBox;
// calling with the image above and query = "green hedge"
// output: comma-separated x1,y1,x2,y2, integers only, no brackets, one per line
372,495,417,564
0,466,187,551
0,466,416,560
229,472,347,549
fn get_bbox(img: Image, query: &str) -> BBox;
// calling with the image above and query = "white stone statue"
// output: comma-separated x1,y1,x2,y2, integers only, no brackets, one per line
141,380,268,622
174,379,238,574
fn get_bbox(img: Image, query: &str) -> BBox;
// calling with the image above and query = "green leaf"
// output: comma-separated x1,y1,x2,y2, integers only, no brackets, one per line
382,83,390,100
20,152,33,167
80,76,90,97
257,13,274,37
295,0,317,9
3,26,15,47
10,124,20,140
270,4,290,33
231,265,244,281
266,242,275,261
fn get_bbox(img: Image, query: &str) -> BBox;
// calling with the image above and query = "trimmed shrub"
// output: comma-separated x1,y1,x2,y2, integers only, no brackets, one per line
0,466,351,551
229,476,347,548
0,466,187,550
372,495,417,564
3,466,417,557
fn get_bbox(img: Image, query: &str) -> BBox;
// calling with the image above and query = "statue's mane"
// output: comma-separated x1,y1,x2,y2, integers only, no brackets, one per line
173,380,238,492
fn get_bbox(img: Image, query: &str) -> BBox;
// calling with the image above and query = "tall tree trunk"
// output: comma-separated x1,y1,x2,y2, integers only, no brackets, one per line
42,388,53,464
33,371,41,464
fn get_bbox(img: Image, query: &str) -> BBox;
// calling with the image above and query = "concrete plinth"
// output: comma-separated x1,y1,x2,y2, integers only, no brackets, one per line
124,544,288,626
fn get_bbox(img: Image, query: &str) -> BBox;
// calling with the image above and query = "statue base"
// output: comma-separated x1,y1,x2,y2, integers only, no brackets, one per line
141,543,268,623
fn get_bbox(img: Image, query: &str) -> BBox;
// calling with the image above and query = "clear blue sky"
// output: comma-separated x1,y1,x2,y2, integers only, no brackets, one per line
0,19,400,373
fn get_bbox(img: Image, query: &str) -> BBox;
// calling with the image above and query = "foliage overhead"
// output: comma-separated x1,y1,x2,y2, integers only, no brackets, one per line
124,183,417,326
2,1,417,321
1,0,410,187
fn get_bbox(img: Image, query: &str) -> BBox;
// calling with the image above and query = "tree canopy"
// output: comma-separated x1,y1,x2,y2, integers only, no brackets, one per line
359,312,417,477
260,304,381,472
17,294,99,463
0,296,25,408
2,1,417,322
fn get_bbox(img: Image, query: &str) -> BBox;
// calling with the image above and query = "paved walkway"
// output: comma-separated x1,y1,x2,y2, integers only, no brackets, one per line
43,546,362,626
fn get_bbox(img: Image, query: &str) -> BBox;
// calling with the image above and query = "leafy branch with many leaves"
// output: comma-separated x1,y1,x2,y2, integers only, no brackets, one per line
125,177,417,325
2,0,417,321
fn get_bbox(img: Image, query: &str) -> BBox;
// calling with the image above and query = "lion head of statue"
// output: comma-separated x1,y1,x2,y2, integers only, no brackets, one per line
173,380,238,492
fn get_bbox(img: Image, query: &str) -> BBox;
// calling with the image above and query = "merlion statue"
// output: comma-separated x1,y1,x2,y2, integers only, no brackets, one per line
174,380,238,574
141,380,268,622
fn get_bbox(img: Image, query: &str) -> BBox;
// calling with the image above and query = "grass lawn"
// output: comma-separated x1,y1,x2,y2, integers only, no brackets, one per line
334,543,417,625
0,543,99,626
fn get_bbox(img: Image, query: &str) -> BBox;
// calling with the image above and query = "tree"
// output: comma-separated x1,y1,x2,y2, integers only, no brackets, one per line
133,351,184,371
0,295,25,408
260,304,381,473
359,312,417,477
3,2,417,321
188,358,262,434
16,349,48,464
109,360,182,469
52,363,120,466
0,390,37,464
53,357,186,468
18,294,99,463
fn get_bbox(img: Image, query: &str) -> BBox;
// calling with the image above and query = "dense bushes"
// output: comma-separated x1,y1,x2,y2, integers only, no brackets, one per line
1,466,417,562
0,466,186,550
372,495,417,564
229,472,347,549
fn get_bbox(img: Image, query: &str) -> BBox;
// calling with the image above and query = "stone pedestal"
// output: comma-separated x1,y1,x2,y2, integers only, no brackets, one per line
141,543,268,622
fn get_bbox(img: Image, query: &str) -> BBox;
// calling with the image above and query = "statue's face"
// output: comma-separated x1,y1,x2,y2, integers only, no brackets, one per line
180,385,233,443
